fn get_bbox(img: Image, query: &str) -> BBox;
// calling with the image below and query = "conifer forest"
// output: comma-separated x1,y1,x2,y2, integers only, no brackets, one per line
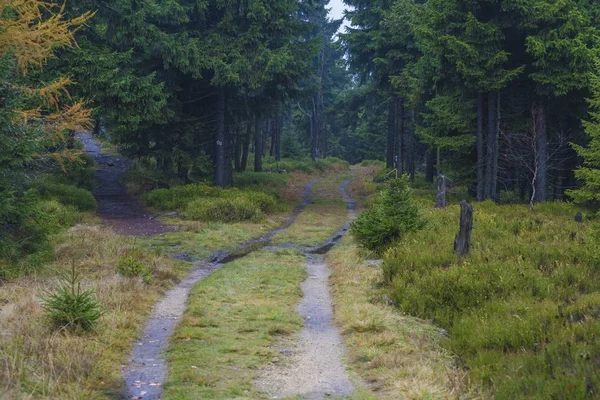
1,1,600,399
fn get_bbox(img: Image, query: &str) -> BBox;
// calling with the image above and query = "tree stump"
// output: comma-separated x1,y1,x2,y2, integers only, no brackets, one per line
435,173,446,208
454,200,473,258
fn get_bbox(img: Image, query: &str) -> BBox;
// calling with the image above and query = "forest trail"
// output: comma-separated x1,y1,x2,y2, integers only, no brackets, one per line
78,133,358,400
122,178,320,400
256,180,357,400
76,132,175,235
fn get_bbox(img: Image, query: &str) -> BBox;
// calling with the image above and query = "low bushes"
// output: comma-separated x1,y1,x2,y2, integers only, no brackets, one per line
351,177,426,253
143,183,221,210
36,181,97,211
381,198,600,398
144,182,282,223
182,197,265,222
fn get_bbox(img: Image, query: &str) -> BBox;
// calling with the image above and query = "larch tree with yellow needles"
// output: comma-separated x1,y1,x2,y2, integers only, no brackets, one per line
0,0,94,262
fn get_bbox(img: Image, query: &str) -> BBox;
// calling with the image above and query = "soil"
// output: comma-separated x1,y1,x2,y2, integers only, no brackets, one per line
75,132,175,236
255,180,358,400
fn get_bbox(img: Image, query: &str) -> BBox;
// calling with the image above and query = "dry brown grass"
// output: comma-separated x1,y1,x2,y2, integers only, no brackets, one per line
348,164,383,200
327,236,468,400
0,224,188,399
281,172,314,202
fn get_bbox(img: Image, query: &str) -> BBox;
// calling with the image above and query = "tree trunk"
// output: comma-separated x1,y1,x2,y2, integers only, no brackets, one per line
476,92,485,201
484,91,497,200
274,115,281,161
426,149,435,183
534,103,547,202
234,122,242,172
491,91,500,201
408,108,416,180
454,200,473,259
395,99,404,175
254,115,263,172
262,118,269,158
311,98,319,161
215,87,226,187
436,173,447,208
240,120,251,172
224,120,233,186
386,100,396,168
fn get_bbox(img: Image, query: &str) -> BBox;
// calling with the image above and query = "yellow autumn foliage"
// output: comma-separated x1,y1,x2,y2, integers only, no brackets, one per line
0,0,94,134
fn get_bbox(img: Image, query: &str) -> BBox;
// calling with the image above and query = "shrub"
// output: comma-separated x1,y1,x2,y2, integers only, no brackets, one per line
117,256,152,283
182,197,264,222
143,183,220,210
351,177,426,253
41,262,104,331
36,182,97,211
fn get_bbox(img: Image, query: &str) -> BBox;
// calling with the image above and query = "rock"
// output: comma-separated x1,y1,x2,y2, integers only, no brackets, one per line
271,357,280,364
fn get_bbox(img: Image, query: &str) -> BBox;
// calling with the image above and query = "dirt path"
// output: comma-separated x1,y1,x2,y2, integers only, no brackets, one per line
256,180,357,400
122,179,319,400
75,132,174,235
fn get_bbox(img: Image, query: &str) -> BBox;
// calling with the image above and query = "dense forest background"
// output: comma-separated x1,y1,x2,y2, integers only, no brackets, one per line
2,0,600,260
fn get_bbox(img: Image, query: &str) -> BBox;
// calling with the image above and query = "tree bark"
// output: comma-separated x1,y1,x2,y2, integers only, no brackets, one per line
254,114,263,172
454,200,473,259
215,87,226,187
436,173,447,208
426,149,435,183
484,91,497,200
224,120,233,186
476,92,485,201
408,108,416,180
534,103,547,202
395,99,404,175
386,100,396,168
234,121,241,172
240,120,251,172
491,91,500,201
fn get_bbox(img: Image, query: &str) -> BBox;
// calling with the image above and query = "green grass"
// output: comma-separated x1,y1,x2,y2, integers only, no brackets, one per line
326,236,461,399
163,249,307,399
139,216,287,260
271,200,348,246
382,197,599,399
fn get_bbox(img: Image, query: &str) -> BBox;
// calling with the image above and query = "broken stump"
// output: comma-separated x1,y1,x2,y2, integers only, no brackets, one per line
454,200,473,258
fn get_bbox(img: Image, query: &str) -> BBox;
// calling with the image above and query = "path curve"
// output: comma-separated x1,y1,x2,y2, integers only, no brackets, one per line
256,180,357,400
75,132,174,235
122,179,319,400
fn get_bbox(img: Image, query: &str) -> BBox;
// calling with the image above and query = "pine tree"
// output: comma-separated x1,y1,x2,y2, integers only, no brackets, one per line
568,69,600,209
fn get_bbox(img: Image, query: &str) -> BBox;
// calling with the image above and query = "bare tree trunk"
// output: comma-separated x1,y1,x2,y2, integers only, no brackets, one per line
426,149,435,183
485,91,497,200
215,87,226,187
408,108,416,180
454,200,473,259
224,120,233,186
476,92,485,201
534,103,547,202
274,115,281,161
386,100,396,168
311,97,319,161
234,121,241,172
262,118,269,158
395,99,404,175
491,91,500,201
436,173,446,208
240,120,251,172
254,114,263,172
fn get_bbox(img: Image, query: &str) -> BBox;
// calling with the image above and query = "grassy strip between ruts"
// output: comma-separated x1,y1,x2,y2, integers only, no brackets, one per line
163,249,306,399
326,236,464,400
270,200,348,247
